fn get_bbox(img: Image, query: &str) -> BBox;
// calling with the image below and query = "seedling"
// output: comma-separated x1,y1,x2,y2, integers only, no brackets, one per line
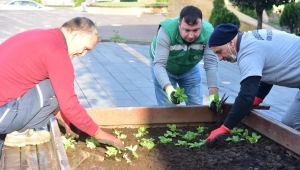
187,140,206,148
105,146,120,157
166,124,177,132
113,129,127,139
196,126,208,134
242,129,249,138
174,87,188,103
164,130,180,138
133,126,148,138
246,132,261,144
61,136,76,150
125,144,139,158
230,127,244,135
140,138,155,150
182,131,198,141
85,137,100,149
158,136,172,144
226,135,245,143
175,140,187,146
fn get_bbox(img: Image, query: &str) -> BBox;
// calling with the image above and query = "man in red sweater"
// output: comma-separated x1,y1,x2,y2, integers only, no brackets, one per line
0,17,123,157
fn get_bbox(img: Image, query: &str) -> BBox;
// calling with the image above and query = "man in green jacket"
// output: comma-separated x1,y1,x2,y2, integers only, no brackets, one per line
150,5,219,106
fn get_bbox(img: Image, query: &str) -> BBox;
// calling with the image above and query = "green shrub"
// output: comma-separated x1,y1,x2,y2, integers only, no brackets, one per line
209,0,240,28
33,0,42,4
121,0,137,2
239,7,257,19
74,0,85,7
279,1,300,33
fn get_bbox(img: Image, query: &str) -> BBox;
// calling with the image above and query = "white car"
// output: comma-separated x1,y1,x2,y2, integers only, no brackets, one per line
0,0,55,10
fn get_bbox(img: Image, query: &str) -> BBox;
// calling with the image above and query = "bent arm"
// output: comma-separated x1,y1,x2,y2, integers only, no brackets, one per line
203,44,219,95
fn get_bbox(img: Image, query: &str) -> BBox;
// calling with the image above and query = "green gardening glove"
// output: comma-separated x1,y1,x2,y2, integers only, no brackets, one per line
165,86,180,104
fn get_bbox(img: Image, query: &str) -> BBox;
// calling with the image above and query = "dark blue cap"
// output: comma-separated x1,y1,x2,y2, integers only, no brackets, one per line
208,23,238,48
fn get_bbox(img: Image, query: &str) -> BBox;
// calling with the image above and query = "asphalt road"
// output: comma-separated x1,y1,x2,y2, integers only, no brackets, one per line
0,9,166,42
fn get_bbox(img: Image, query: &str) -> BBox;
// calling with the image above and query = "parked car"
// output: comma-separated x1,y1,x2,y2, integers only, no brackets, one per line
0,0,55,10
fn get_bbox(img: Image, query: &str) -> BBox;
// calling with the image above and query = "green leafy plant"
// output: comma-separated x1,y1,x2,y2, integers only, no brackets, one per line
187,139,206,148
61,136,76,150
140,138,155,150
133,126,149,138
182,131,198,141
113,129,127,139
196,126,208,134
166,124,177,132
158,136,172,144
175,140,188,146
125,144,139,158
105,146,121,157
85,137,100,149
246,132,261,144
164,130,180,138
174,87,188,103
230,127,244,135
226,135,245,143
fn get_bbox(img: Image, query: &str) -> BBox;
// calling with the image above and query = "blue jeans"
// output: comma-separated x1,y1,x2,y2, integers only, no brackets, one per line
281,90,300,130
150,60,203,106
0,79,58,157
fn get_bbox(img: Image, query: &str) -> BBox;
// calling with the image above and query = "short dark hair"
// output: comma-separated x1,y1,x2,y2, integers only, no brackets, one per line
179,5,202,25
61,17,98,35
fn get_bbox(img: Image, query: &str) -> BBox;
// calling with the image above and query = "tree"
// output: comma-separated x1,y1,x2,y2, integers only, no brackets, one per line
209,0,240,28
280,1,300,33
229,0,295,29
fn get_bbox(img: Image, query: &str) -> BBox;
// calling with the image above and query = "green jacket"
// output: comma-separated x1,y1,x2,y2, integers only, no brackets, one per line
150,17,213,74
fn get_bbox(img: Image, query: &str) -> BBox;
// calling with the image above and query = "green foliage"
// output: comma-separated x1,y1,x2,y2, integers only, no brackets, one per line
226,135,245,143
121,0,137,2
33,0,42,4
279,1,300,33
133,126,149,137
209,7,240,28
125,144,139,158
85,137,100,149
113,129,127,139
175,140,188,146
105,146,119,157
196,126,208,134
158,136,172,144
166,124,177,132
246,132,261,144
174,87,188,103
187,139,206,148
74,0,85,7
230,127,244,135
182,131,198,141
164,130,180,138
212,0,225,9
229,0,294,29
140,138,156,150
239,7,257,19
61,136,76,150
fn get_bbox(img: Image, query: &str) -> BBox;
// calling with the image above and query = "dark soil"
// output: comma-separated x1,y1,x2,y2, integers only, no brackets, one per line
61,123,300,170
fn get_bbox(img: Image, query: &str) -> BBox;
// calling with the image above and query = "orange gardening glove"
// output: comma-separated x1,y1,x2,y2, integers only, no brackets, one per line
54,110,79,138
206,125,230,147
94,128,124,150
253,96,263,106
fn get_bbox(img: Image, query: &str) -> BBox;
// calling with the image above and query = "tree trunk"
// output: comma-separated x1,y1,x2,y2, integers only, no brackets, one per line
256,8,263,29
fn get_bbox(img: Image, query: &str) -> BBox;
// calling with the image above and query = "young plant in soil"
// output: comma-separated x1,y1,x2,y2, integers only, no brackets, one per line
175,140,188,146
85,137,100,149
226,135,245,143
133,126,148,138
187,139,206,148
174,87,188,103
166,124,177,132
158,136,172,144
181,131,198,141
139,138,155,150
113,128,127,139
61,136,77,150
246,132,261,144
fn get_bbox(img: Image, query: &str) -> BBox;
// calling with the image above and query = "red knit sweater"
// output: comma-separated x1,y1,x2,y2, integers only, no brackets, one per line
0,28,98,136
